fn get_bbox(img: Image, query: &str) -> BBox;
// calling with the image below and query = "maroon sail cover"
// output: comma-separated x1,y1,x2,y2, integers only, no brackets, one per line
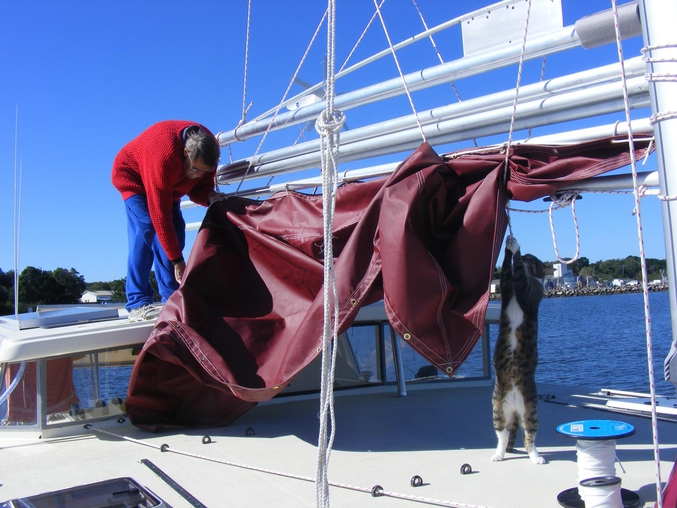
126,138,651,429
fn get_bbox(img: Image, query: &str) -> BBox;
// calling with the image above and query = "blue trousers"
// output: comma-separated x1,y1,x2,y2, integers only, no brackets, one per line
124,195,185,311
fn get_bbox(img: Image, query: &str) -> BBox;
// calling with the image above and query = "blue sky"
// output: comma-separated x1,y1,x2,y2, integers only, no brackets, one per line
0,0,665,284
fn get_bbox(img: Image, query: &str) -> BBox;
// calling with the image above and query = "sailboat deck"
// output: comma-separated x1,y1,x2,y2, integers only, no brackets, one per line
1,381,674,507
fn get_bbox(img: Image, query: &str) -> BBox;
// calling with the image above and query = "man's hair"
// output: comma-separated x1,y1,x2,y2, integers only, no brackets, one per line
185,127,220,169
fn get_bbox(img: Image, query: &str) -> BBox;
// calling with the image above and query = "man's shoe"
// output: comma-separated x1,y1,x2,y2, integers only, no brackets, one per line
128,304,163,323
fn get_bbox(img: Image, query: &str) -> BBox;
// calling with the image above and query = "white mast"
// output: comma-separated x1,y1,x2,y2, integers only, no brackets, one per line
638,0,677,390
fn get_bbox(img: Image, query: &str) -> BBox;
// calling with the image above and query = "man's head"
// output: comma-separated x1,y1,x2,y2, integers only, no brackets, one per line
184,128,220,179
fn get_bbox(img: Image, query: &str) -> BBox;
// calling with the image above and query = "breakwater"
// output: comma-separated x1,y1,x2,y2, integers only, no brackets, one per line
489,283,669,300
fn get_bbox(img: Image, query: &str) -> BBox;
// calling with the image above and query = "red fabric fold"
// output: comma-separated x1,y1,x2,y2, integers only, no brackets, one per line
126,138,651,428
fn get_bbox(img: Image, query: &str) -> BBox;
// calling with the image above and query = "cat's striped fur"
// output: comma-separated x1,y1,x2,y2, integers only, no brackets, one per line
491,235,547,465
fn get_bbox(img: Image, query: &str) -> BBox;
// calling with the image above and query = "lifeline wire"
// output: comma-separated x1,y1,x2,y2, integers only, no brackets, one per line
86,426,493,508
611,2,663,506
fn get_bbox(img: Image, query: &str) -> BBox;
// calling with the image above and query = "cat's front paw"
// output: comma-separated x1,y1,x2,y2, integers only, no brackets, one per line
491,453,505,462
506,235,520,254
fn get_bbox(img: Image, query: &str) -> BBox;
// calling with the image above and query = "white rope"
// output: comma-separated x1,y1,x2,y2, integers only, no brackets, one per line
642,43,677,126
315,1,343,506
576,440,622,507
610,2,663,506
548,192,581,265
502,0,533,237
372,0,426,143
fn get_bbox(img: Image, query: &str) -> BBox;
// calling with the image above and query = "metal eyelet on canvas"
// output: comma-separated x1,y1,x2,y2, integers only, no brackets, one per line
410,475,423,487
246,427,255,436
460,463,472,475
403,333,411,340
160,444,170,452
202,436,212,444
446,366,454,374
371,485,384,497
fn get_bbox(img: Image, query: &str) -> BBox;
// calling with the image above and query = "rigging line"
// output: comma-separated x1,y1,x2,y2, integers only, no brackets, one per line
372,0,426,143
410,0,476,147
410,0,462,105
86,426,492,508
339,0,385,74
611,2,663,506
240,0,252,125
502,0,532,238
257,0,466,123
233,8,328,194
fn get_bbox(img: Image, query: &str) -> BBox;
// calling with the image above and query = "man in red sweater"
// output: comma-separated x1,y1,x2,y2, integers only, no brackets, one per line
112,120,222,321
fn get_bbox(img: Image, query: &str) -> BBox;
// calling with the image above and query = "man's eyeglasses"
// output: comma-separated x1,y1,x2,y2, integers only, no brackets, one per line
188,159,216,174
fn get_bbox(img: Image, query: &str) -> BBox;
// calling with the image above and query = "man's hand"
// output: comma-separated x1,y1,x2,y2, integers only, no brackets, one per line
174,260,186,283
208,191,226,204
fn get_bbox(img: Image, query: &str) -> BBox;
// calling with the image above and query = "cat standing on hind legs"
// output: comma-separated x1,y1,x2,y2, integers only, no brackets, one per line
491,235,547,465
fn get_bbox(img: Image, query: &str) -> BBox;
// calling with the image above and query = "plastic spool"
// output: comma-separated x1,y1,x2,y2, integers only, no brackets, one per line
556,421,636,508
579,476,622,508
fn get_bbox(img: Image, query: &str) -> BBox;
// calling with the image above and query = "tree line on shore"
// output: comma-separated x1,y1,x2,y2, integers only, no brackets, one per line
0,267,160,316
492,255,667,286
0,255,668,316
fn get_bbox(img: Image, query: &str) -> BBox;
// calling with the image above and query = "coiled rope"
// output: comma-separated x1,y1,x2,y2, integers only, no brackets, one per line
575,440,623,507
85,426,493,508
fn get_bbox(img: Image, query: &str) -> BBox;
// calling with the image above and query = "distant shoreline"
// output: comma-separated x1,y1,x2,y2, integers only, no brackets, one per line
489,283,669,300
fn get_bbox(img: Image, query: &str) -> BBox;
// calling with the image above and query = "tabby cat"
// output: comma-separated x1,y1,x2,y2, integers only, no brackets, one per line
491,235,547,465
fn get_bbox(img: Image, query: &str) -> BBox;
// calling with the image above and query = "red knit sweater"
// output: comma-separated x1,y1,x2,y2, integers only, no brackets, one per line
112,120,216,261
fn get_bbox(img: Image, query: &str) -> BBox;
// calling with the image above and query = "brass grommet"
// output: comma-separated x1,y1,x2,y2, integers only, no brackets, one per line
403,333,411,340
350,298,357,306
445,366,454,374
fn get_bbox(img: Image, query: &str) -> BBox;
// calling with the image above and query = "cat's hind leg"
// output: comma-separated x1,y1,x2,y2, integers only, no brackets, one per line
506,424,517,453
492,413,517,462
522,410,547,465
492,427,510,462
